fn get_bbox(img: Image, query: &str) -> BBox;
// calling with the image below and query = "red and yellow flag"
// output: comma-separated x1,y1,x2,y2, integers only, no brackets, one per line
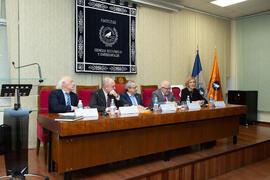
207,50,224,101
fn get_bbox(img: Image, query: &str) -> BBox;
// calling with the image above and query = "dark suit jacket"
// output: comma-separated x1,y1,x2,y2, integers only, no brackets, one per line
149,89,180,108
120,92,144,106
89,89,123,112
48,89,78,113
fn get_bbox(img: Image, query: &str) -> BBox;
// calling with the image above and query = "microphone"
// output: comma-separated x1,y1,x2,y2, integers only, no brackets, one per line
37,64,43,83
12,61,44,83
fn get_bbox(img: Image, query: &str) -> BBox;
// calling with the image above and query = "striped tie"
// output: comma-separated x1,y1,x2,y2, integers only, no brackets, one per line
131,95,137,106
107,95,111,107
66,93,71,106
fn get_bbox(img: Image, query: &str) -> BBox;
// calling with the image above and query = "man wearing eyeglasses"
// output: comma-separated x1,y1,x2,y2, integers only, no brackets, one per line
120,81,144,110
149,80,180,109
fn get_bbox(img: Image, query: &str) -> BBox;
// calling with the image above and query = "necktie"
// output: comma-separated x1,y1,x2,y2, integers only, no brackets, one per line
164,95,167,102
130,95,137,106
66,93,71,106
107,95,111,107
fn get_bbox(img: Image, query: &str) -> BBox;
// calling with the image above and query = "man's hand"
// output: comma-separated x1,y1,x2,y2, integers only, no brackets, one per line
199,100,205,105
72,106,78,111
193,100,204,105
166,101,177,107
109,90,118,98
137,105,145,112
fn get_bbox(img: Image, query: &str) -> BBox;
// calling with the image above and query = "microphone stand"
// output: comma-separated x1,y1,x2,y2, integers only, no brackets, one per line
12,62,44,83
12,61,43,111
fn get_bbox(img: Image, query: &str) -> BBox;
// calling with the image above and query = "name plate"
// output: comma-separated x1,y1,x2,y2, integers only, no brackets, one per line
160,104,176,112
187,102,201,110
75,108,98,117
119,113,139,117
214,101,226,107
119,106,139,115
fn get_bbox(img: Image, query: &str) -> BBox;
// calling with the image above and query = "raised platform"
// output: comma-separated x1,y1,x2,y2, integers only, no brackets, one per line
1,124,270,180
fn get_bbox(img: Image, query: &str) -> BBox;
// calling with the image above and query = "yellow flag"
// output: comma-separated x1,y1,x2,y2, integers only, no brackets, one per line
207,50,224,101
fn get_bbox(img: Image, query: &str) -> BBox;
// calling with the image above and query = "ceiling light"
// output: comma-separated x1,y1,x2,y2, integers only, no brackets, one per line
210,0,247,7
130,0,180,11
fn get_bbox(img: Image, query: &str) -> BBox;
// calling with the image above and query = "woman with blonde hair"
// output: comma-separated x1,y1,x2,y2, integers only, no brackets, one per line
181,77,207,104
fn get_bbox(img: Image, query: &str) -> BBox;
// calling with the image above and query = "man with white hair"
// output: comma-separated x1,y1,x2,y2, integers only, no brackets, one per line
89,77,123,112
48,76,78,113
149,80,180,108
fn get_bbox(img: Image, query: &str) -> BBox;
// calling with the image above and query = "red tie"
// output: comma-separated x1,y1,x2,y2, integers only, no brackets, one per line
107,96,111,107
164,95,167,102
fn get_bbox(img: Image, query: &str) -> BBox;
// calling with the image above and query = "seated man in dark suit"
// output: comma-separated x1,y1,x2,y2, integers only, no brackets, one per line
89,77,123,112
120,81,144,110
48,76,78,113
149,80,180,109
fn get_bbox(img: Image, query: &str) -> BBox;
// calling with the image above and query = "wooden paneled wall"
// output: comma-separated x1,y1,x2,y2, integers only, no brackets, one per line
136,141,270,180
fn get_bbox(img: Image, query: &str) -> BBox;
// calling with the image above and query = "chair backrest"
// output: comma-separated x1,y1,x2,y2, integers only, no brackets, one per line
115,76,127,84
76,85,99,107
37,86,55,142
115,84,126,94
171,85,184,102
141,85,158,107
38,86,56,113
115,76,128,94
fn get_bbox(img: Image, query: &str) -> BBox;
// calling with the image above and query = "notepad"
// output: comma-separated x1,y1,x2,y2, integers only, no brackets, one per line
55,116,83,122
58,112,75,116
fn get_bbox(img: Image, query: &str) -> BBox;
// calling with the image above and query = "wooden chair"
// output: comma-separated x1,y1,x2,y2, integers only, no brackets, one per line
141,85,158,107
171,85,184,101
76,85,99,107
37,85,55,162
115,77,128,94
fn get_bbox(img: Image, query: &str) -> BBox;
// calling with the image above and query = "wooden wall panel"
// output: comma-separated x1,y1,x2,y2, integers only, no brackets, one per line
53,116,239,173
180,165,193,180
144,141,270,180
168,168,179,180
0,155,6,176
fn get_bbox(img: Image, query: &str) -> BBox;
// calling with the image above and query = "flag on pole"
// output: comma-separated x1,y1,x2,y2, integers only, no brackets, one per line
192,50,208,101
207,50,224,101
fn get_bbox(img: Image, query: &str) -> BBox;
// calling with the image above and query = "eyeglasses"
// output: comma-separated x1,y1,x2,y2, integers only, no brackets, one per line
162,87,171,91
130,86,137,89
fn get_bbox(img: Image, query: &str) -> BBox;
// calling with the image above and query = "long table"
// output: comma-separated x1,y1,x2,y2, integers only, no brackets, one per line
38,104,246,179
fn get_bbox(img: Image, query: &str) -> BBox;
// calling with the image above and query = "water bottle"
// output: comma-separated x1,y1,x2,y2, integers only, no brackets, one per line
78,100,83,109
209,95,214,107
186,95,191,104
153,97,159,112
110,99,116,115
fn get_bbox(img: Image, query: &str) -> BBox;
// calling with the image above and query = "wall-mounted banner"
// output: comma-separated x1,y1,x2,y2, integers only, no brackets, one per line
75,0,137,74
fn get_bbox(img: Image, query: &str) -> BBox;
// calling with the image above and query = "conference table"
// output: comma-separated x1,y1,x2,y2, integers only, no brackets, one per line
38,104,246,180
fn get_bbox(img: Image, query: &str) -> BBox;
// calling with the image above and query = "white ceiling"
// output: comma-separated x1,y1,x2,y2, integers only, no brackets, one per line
165,0,270,19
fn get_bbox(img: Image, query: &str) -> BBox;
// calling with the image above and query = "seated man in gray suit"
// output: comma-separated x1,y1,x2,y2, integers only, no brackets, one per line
149,80,180,109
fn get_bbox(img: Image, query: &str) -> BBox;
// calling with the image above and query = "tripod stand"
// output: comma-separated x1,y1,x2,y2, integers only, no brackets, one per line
0,167,49,180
